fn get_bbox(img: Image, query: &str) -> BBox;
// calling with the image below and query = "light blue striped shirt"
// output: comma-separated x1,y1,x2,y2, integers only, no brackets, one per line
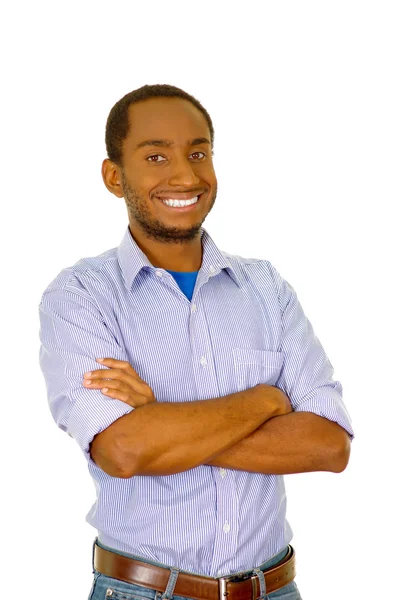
38,225,354,577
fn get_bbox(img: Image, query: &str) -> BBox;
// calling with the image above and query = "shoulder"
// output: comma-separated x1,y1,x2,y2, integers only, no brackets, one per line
219,249,297,316
39,246,120,310
221,249,285,292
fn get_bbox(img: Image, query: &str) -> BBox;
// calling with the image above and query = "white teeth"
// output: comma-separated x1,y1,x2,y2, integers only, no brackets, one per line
161,196,199,207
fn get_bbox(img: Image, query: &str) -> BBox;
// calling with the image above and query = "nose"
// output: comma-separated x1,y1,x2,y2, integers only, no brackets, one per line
168,155,200,188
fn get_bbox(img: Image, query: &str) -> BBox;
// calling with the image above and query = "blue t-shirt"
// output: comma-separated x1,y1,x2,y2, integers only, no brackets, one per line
166,270,198,301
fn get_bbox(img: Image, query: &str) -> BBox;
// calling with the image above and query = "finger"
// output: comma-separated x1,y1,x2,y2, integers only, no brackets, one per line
84,377,130,391
84,368,149,395
84,369,143,383
96,358,138,374
100,386,148,408
94,359,144,381
83,375,150,399
84,379,137,404
100,385,131,404
85,367,131,379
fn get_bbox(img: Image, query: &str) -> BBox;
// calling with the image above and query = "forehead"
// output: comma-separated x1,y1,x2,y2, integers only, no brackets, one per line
126,97,210,144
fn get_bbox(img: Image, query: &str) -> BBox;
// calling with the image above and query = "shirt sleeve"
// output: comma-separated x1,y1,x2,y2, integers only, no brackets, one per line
38,282,134,464
268,263,354,440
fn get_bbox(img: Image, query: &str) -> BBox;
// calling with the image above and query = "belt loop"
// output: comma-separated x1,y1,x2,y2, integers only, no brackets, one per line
252,568,268,600
161,567,181,600
92,537,98,574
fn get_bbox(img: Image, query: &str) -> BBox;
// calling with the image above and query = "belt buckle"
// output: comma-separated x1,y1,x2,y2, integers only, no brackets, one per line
218,571,257,600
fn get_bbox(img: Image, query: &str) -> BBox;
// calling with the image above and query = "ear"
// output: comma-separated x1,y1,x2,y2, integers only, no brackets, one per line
102,159,124,198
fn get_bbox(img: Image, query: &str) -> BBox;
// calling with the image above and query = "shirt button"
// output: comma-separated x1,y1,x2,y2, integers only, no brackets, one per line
200,356,207,366
155,270,163,277
191,304,197,312
209,265,216,274
217,570,223,577
223,521,230,533
220,468,226,478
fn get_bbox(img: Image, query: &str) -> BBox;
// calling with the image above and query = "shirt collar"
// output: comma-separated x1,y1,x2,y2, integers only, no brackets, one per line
117,225,242,291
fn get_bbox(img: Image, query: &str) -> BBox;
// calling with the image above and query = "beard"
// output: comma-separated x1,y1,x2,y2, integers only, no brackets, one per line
120,171,217,245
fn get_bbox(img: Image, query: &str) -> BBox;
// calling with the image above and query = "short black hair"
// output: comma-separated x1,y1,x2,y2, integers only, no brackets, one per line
105,84,215,166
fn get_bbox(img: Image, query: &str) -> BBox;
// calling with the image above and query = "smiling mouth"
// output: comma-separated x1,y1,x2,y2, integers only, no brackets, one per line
155,193,203,211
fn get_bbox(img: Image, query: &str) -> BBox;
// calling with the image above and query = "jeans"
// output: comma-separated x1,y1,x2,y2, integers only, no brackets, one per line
88,539,302,600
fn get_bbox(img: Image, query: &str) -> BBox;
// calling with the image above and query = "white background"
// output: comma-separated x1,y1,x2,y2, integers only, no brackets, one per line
2,1,396,599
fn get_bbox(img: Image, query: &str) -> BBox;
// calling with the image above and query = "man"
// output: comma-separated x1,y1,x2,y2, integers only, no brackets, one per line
38,84,354,600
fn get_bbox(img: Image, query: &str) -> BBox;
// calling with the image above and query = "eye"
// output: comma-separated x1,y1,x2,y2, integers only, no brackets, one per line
146,152,206,163
190,152,206,160
147,154,166,163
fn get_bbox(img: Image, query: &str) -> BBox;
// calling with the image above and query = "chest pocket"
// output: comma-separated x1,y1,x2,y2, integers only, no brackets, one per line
233,348,284,392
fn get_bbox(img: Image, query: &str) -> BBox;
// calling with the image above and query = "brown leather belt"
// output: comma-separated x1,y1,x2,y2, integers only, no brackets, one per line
93,543,296,600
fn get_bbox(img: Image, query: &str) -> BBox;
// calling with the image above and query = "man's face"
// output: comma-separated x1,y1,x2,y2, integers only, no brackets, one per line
117,97,218,244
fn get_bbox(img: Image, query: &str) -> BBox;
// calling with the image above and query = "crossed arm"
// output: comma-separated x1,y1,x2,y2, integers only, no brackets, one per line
205,411,351,474
93,409,351,478
88,365,351,478
40,275,353,480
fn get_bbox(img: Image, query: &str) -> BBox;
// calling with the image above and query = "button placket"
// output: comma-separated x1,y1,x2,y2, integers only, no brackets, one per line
190,289,219,399
210,469,239,575
223,521,231,533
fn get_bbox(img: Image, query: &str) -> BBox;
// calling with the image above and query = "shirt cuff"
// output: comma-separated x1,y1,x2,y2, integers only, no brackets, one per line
67,392,134,461
293,389,355,440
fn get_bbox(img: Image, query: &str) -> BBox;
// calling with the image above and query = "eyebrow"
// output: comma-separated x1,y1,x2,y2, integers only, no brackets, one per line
135,137,211,150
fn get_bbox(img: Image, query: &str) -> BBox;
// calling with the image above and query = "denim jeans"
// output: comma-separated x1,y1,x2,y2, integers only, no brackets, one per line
88,539,302,600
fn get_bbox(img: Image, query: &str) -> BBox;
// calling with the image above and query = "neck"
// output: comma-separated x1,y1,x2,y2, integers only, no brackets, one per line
129,225,203,272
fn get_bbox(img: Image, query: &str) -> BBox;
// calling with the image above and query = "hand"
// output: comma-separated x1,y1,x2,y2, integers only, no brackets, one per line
83,358,157,409
273,386,293,416
255,384,293,417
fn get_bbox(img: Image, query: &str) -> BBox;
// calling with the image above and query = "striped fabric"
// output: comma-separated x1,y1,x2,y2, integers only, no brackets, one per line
38,225,354,577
